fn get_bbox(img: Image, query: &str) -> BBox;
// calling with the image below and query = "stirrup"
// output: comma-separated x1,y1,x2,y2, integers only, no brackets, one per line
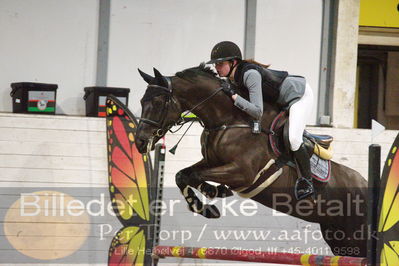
294,177,314,200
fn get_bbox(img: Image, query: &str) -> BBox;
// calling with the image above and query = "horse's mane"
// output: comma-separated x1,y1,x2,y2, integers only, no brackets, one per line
175,63,250,97
174,63,280,119
176,63,221,82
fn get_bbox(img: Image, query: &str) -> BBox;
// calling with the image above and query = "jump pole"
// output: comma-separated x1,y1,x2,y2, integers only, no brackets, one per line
367,144,380,266
152,246,367,265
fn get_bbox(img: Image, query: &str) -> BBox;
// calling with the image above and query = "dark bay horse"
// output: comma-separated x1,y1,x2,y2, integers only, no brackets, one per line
135,65,368,257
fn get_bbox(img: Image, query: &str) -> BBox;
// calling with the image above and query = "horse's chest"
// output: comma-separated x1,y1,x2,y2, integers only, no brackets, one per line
201,131,225,163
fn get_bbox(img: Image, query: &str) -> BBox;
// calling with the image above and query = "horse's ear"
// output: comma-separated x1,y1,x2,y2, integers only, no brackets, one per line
138,68,155,84
153,67,162,78
153,67,169,88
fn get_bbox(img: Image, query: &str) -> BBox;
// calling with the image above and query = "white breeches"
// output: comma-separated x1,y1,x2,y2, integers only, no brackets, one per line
288,83,314,151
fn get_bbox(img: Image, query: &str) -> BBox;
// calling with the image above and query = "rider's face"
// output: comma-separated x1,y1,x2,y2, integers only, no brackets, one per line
215,61,231,77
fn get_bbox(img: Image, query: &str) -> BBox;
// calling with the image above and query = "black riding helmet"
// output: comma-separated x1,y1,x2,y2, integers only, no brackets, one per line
207,41,242,64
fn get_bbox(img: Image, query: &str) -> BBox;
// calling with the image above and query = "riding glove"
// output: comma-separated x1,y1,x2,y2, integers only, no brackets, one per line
221,82,236,97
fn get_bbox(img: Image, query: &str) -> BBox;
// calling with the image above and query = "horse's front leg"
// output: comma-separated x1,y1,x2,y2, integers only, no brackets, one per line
175,164,234,219
193,162,253,188
176,159,233,199
176,162,249,219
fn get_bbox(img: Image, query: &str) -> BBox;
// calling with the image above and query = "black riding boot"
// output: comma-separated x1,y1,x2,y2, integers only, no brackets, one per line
293,143,314,200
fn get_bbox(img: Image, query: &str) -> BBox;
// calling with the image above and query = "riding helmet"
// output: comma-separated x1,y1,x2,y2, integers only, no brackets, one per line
207,41,242,64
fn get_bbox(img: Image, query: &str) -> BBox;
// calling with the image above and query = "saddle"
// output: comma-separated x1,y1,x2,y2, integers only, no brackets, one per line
269,111,333,181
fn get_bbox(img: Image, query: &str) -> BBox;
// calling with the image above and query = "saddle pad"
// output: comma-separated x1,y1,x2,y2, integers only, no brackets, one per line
310,154,331,182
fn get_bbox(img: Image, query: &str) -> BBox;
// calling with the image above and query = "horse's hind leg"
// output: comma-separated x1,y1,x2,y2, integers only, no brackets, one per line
320,224,367,257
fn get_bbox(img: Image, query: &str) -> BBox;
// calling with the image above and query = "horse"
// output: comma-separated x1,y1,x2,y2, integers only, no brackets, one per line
135,64,368,257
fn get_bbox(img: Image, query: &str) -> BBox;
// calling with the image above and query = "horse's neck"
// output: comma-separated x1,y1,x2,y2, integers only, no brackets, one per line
173,76,280,128
177,80,242,128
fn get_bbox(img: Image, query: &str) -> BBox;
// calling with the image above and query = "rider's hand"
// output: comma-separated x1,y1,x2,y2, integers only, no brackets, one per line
221,82,236,98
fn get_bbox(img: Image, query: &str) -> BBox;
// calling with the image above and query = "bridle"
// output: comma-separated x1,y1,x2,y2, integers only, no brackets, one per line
139,77,224,137
139,82,177,137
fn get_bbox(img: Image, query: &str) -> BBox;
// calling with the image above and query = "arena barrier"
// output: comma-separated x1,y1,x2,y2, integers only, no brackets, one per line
152,246,368,265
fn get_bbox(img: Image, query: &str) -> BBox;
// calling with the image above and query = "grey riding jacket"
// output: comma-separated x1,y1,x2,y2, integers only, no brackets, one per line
278,76,306,108
234,70,263,120
233,63,306,119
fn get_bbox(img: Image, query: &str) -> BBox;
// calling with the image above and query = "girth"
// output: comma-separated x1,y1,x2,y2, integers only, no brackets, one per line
202,124,274,163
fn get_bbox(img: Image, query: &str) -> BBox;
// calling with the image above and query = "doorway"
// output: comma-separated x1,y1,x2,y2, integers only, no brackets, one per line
356,45,399,129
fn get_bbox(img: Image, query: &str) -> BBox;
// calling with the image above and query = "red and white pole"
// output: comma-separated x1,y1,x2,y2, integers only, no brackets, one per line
153,246,367,266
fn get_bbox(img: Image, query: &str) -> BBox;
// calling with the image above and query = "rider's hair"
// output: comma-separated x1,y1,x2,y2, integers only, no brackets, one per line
243,59,271,68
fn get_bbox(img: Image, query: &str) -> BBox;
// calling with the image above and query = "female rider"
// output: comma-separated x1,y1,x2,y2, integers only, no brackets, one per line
207,41,314,200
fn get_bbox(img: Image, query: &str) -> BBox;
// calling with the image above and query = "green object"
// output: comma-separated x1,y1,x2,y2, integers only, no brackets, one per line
28,107,55,112
181,112,197,118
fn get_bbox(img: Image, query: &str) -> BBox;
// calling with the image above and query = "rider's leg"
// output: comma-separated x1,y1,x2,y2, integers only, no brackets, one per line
288,83,314,200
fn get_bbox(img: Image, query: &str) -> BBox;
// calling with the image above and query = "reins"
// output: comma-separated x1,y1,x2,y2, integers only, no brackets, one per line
180,86,224,119
139,79,226,137
139,78,274,154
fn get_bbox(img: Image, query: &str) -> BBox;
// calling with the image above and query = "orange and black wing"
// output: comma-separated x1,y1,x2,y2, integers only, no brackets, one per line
106,96,152,225
106,96,154,266
377,133,399,265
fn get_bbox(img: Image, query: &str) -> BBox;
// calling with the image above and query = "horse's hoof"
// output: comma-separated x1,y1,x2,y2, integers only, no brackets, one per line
197,183,217,199
202,204,220,218
216,185,233,198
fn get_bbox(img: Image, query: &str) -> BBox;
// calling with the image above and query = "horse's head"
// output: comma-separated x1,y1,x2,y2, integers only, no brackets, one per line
136,68,182,154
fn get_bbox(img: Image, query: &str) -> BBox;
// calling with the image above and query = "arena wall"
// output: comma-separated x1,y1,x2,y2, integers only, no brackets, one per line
0,114,396,264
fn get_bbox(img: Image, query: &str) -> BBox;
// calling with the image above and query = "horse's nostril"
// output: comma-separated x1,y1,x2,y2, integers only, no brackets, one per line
135,137,147,153
136,137,144,146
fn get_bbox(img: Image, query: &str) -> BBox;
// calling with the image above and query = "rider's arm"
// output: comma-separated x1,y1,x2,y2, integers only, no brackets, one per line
233,69,263,120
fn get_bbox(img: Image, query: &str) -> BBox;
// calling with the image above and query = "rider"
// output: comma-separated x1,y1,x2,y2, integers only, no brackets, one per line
207,41,314,200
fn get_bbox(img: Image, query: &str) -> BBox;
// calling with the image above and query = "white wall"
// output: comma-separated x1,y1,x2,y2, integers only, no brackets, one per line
0,0,323,121
255,0,323,125
107,0,246,116
0,0,98,115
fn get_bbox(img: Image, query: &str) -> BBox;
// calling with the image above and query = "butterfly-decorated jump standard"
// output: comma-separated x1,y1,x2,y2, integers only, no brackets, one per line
377,133,399,265
106,96,156,266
